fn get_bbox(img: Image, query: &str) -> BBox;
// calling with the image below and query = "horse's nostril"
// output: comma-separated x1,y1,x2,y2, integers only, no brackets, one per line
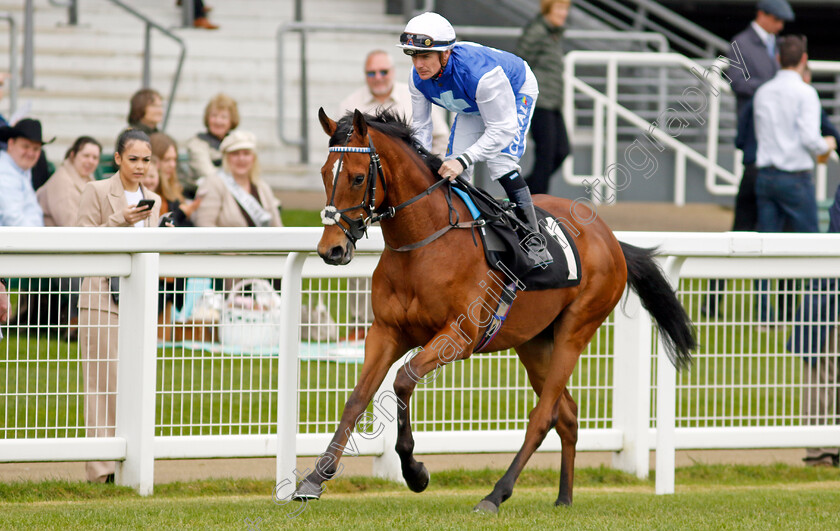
329,246,344,261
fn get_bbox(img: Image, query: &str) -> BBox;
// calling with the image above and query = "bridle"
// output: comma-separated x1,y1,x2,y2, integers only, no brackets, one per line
320,126,455,249
319,127,386,247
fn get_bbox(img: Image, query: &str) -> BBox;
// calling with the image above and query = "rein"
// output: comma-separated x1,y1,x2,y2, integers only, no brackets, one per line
320,130,480,251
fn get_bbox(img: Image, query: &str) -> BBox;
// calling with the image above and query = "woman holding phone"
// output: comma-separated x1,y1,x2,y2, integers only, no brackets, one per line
75,128,160,483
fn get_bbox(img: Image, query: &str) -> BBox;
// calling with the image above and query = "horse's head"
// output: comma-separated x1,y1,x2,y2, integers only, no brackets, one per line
316,108,387,265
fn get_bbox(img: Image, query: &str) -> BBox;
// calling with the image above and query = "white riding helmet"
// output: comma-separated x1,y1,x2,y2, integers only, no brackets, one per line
397,12,456,56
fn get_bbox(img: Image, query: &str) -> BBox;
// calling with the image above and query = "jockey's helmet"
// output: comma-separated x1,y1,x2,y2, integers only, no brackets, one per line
397,12,456,56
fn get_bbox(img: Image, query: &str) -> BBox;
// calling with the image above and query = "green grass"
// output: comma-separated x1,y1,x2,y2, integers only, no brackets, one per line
281,209,321,227
1,465,839,529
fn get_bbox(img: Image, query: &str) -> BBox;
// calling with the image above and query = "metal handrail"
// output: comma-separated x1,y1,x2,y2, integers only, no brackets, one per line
564,51,736,206
47,0,77,25
0,12,17,116
107,0,187,131
572,0,729,58
276,21,668,163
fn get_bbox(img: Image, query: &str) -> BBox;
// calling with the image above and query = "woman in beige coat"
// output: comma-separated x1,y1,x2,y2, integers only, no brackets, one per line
191,130,281,228
36,136,103,339
76,129,161,483
37,136,102,227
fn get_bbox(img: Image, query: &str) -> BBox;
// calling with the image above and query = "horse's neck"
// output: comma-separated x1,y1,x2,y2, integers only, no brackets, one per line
380,145,454,247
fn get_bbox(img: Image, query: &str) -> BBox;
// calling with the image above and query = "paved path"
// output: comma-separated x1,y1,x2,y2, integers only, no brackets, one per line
0,449,808,484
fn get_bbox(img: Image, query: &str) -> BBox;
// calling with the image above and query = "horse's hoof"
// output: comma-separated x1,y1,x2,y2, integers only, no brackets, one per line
473,499,499,514
292,480,323,501
554,496,572,507
405,462,430,493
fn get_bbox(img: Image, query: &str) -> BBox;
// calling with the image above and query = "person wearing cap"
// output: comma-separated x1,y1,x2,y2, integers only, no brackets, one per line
191,130,282,228
0,118,52,227
727,0,794,233
398,12,551,268
339,49,449,156
704,0,796,319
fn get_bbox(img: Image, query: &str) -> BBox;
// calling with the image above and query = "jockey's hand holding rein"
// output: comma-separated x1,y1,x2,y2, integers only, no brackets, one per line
439,159,464,181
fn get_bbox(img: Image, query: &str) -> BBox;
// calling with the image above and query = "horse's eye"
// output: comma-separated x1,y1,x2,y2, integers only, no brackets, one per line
352,174,366,187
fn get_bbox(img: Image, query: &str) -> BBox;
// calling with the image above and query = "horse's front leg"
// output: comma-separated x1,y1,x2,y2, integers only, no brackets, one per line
294,323,405,499
393,327,476,493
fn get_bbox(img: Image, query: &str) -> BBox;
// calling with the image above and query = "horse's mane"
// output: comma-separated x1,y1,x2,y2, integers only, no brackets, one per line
330,109,443,174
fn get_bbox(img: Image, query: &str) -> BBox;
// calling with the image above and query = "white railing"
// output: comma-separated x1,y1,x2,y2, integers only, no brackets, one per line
1,228,839,497
565,52,840,206
564,51,737,205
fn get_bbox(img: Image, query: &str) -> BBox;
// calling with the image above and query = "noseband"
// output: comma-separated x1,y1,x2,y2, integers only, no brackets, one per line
320,128,387,247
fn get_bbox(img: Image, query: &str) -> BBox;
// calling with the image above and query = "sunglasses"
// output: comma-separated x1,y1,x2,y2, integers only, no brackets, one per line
365,69,390,78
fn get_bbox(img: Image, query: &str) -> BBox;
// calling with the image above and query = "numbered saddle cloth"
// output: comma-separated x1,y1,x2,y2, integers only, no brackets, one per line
451,182,581,291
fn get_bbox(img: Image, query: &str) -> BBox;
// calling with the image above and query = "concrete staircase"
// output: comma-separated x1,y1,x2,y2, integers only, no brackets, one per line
0,0,407,191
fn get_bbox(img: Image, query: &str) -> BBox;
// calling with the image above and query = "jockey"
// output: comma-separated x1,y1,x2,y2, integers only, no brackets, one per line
398,11,553,268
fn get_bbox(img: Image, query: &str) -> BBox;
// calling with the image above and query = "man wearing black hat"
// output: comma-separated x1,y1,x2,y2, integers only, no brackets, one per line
0,118,53,226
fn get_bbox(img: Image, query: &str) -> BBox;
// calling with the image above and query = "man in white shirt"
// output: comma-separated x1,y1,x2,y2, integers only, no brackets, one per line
753,35,836,233
339,49,448,156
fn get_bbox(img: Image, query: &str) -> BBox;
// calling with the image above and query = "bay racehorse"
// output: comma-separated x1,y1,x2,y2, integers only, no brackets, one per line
294,109,695,513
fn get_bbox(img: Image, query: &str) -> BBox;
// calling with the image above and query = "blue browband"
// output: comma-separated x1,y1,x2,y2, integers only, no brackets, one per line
329,146,372,153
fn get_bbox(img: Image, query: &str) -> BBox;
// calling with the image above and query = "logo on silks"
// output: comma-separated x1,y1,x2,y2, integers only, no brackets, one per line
521,96,529,105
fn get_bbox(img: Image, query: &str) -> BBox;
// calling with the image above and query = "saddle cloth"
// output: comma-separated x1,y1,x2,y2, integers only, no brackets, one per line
451,182,581,291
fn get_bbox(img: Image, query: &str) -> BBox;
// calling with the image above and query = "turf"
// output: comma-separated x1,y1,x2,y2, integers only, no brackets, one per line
1,465,840,529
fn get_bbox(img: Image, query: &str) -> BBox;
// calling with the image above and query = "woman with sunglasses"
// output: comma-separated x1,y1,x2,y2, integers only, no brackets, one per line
398,11,551,269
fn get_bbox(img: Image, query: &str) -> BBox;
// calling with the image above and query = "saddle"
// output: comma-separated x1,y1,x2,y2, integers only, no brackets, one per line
450,179,581,292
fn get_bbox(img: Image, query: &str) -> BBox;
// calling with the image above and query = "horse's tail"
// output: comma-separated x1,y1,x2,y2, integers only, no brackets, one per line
620,242,696,370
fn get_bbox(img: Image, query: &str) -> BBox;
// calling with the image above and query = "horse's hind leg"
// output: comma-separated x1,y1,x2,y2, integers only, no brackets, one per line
475,314,603,514
555,388,578,506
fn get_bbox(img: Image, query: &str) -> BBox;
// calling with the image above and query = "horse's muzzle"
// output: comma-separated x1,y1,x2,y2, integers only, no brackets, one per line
318,242,354,266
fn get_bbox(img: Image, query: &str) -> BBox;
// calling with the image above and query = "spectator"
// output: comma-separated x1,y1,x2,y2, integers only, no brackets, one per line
185,93,239,196
37,136,101,227
727,0,794,232
515,0,571,195
753,35,835,234
127,88,164,136
76,129,161,484
36,136,102,341
191,130,281,228
150,132,201,226
787,183,840,467
0,118,51,227
704,0,795,320
339,49,448,156
178,0,218,29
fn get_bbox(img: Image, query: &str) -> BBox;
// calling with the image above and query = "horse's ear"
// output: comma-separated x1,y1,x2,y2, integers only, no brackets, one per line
318,107,336,136
352,109,368,138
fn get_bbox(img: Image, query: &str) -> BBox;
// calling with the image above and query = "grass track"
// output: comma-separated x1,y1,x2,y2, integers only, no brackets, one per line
2,465,840,530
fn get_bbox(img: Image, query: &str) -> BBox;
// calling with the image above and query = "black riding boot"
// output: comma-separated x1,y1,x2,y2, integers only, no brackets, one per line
498,171,553,269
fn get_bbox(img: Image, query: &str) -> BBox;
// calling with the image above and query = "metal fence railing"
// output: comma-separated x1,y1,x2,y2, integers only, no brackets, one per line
0,229,839,497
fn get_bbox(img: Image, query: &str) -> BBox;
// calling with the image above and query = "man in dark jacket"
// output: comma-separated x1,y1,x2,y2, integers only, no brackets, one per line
728,0,794,232
705,0,794,318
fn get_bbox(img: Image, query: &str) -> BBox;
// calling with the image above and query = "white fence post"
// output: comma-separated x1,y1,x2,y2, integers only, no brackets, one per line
612,288,652,479
276,252,307,493
655,256,686,495
371,355,407,483
115,252,159,495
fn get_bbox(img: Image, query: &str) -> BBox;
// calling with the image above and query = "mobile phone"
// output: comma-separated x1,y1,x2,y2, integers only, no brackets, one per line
137,199,155,211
